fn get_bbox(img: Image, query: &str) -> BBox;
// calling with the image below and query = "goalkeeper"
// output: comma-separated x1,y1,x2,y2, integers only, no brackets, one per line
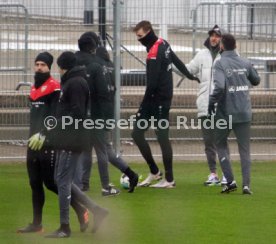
17,52,89,233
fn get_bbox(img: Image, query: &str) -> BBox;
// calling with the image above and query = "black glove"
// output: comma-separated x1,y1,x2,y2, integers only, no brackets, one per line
194,77,200,83
208,103,216,116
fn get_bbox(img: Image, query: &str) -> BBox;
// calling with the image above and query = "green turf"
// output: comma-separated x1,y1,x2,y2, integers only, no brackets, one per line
0,161,276,244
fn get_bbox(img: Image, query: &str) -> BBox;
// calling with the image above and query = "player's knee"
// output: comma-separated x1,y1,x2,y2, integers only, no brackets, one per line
132,130,142,142
156,131,169,143
29,179,43,191
204,137,214,145
107,153,117,163
55,179,69,192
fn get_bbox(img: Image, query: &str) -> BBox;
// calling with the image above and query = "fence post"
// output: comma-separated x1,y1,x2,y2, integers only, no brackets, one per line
192,9,197,57
113,0,122,156
160,0,168,40
227,4,232,33
99,0,106,46
249,4,255,39
24,5,29,84
0,4,30,90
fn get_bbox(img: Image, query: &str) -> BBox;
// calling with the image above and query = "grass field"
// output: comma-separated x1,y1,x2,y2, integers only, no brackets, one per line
0,161,276,244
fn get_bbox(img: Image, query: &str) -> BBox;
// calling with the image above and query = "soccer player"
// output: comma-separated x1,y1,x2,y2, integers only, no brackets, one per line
132,20,198,188
74,32,138,194
46,51,108,238
208,34,260,194
186,25,227,186
17,52,89,234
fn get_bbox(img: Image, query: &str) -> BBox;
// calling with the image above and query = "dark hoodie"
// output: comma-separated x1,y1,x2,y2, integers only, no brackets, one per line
54,66,90,152
75,50,114,121
75,50,104,68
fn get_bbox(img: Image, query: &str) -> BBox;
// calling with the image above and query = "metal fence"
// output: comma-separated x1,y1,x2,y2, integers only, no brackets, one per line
0,0,275,161
0,3,29,91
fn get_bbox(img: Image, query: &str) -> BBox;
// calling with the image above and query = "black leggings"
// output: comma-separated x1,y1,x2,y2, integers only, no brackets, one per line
26,148,85,225
131,104,173,182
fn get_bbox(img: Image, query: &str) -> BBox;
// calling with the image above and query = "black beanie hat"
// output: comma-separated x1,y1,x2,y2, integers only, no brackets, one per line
57,51,77,70
35,52,53,69
208,25,222,36
78,31,98,52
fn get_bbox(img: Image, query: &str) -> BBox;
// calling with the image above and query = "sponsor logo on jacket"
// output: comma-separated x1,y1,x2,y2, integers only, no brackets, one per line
226,68,247,77
228,85,249,93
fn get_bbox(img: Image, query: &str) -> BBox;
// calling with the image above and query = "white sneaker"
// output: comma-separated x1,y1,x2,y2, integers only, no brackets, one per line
150,179,176,188
204,173,220,186
138,171,162,187
221,175,227,186
243,186,253,195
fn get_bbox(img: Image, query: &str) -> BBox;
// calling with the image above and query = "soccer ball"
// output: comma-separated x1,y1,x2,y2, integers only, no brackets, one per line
120,174,130,189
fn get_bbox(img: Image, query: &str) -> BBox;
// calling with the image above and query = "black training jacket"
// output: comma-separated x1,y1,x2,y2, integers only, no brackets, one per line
75,50,114,121
142,38,196,108
141,38,173,108
29,76,60,147
54,66,90,152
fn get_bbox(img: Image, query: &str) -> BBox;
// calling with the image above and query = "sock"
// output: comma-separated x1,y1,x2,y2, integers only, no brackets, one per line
124,167,137,179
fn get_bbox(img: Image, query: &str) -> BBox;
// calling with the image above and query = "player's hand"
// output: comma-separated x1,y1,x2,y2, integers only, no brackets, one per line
28,133,46,151
194,77,200,83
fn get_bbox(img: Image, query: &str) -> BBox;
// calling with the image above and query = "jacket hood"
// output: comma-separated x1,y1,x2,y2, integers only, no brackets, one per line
96,46,111,62
61,66,87,84
75,51,94,66
204,26,228,50
78,31,98,52
204,37,212,50
208,25,222,36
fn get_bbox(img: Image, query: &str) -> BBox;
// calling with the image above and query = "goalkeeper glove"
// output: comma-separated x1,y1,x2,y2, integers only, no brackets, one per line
28,133,46,151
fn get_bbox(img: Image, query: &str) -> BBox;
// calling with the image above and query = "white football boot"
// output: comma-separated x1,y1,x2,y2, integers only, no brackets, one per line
204,173,220,186
220,175,227,186
150,179,176,188
138,171,163,187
